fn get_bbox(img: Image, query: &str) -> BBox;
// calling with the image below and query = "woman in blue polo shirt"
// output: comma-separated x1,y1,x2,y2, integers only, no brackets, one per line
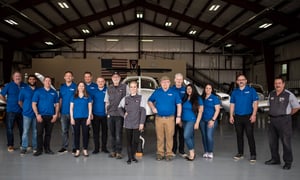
200,83,220,159
70,82,92,157
181,84,203,161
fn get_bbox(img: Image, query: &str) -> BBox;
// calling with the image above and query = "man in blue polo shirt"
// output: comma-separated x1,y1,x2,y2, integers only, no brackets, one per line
58,71,77,153
84,71,97,96
32,76,59,156
230,74,258,163
19,75,38,155
171,73,186,157
91,77,109,154
0,71,27,152
148,76,182,161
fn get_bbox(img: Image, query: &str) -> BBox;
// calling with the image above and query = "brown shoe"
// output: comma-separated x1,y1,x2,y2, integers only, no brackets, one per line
109,152,116,158
156,154,164,161
7,146,14,152
116,153,123,159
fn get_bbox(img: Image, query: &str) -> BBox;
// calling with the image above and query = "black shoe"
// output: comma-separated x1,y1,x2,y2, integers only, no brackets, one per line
58,148,67,153
233,154,244,160
102,149,110,153
92,150,99,154
283,163,291,170
265,159,281,165
72,149,76,154
20,149,27,156
127,159,131,164
33,151,43,156
250,155,256,163
45,149,54,154
132,157,138,163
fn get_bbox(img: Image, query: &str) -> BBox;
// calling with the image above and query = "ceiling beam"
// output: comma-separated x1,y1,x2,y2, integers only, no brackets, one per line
0,0,45,18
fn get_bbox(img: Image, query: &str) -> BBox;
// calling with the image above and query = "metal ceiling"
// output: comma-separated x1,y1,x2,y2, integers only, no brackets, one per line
0,0,299,54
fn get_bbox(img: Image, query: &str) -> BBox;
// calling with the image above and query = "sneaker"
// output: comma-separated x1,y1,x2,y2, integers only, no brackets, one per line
165,155,173,161
33,149,37,154
250,155,256,163
180,153,188,158
156,154,164,161
233,154,244,160
20,149,27,155
109,152,116,158
7,146,14,152
116,153,123,159
171,153,176,157
203,152,208,158
207,152,214,159
58,148,68,153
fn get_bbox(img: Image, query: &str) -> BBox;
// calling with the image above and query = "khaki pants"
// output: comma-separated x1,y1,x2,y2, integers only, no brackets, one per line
155,116,175,156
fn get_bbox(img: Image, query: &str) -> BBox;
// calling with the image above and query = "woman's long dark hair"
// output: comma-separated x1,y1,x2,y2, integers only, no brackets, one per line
182,84,200,115
74,81,89,98
201,83,217,99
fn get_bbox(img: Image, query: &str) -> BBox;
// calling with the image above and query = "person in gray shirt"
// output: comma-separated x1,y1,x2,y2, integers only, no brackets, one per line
104,72,128,159
118,81,146,164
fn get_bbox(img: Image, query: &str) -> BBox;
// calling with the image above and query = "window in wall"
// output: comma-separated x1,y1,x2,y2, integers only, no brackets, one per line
281,63,287,75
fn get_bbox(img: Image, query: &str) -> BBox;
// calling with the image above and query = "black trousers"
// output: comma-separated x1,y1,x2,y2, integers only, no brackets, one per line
73,118,89,150
108,116,124,153
125,128,139,159
268,116,293,164
37,115,54,151
92,115,108,151
234,115,256,156
173,124,185,154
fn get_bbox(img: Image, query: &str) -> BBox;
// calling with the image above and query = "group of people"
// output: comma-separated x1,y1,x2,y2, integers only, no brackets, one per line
0,71,299,169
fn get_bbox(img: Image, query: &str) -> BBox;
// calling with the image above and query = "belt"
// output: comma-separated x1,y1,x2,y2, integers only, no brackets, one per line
157,115,174,118
269,114,289,118
235,114,251,117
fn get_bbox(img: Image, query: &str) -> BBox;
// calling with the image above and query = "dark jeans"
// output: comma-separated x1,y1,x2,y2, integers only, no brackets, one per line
5,112,23,147
173,124,185,154
108,116,123,153
268,116,293,164
125,128,139,159
37,115,54,151
234,115,256,156
73,118,89,150
92,115,108,151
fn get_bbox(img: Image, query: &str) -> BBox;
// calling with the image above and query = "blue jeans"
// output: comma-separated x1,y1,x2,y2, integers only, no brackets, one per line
60,114,74,149
200,120,218,153
22,116,37,149
108,116,124,153
5,112,23,146
183,121,195,150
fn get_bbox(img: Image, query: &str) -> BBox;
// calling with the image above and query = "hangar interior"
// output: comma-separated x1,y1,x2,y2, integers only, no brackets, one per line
0,0,300,179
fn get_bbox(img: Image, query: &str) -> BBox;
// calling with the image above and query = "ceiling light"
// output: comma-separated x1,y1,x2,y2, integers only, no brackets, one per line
58,2,69,9
82,29,90,34
45,41,54,45
72,39,84,42
189,30,197,35
106,39,119,42
225,43,232,47
4,19,18,25
259,23,272,29
209,4,220,11
136,13,143,19
107,21,114,26
165,22,172,27
141,39,153,42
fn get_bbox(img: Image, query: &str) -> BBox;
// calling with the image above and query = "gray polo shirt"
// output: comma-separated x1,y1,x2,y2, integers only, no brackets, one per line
104,83,127,116
118,94,147,129
268,89,300,116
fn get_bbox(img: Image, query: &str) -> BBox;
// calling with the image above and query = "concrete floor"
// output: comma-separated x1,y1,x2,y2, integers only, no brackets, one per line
0,112,300,180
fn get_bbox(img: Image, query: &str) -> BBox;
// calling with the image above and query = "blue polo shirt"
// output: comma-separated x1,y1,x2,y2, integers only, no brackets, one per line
32,88,59,116
1,81,27,113
171,85,186,100
19,86,37,118
71,95,92,119
59,82,77,115
91,86,107,116
182,97,203,122
202,94,220,121
85,82,97,96
148,87,182,116
230,85,258,116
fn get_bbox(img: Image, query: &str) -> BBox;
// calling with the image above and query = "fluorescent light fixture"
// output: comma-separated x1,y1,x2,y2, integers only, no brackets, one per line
107,21,114,26
82,29,90,34
45,41,54,45
4,19,18,25
106,39,119,42
225,43,232,47
136,13,143,19
72,38,84,42
189,30,197,35
141,39,154,42
165,22,172,27
259,23,272,29
209,4,220,11
58,2,69,8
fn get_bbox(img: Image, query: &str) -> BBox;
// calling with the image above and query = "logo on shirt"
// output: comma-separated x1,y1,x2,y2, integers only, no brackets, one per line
167,93,173,96
279,97,285,102
244,91,250,94
208,98,213,101
50,92,56,96
70,88,75,91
